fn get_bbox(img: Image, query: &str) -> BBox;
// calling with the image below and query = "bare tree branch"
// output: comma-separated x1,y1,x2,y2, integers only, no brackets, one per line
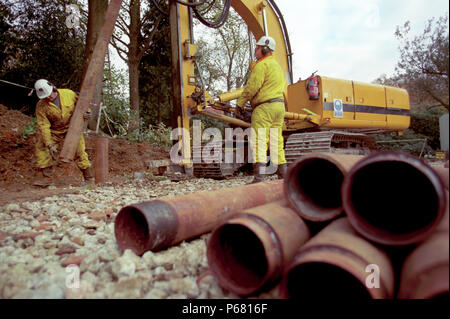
117,13,130,32
111,36,129,63
138,14,163,61
112,33,130,50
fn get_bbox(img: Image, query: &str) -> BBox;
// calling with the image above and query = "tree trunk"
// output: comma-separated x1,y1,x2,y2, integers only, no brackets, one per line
82,0,108,131
127,0,140,136
157,94,161,123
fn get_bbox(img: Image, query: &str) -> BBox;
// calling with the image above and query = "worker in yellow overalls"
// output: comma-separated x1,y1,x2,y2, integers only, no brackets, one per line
34,79,93,183
236,36,287,183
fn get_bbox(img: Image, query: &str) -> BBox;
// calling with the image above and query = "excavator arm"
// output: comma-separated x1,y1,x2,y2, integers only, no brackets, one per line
170,0,297,168
170,0,411,172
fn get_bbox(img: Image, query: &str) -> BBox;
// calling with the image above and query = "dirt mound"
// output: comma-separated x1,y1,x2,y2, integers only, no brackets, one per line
0,104,170,192
85,134,170,176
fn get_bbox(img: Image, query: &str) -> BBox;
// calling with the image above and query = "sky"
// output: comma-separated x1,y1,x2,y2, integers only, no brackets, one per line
109,0,449,87
274,0,449,83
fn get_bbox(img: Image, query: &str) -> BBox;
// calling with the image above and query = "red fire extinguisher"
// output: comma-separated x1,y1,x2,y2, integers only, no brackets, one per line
306,71,319,100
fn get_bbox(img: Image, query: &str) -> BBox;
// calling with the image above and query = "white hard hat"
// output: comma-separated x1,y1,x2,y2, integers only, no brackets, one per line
34,79,54,99
256,36,276,52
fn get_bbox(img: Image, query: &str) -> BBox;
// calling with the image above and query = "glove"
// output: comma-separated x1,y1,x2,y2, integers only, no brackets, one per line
48,145,58,161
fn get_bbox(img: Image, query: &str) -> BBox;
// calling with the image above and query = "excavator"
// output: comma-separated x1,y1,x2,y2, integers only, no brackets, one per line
167,0,411,178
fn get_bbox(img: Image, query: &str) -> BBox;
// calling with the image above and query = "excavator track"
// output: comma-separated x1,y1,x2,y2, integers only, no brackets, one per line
193,140,247,179
193,131,378,177
285,131,378,165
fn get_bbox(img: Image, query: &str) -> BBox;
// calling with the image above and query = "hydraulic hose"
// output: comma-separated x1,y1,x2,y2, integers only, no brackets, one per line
192,0,231,28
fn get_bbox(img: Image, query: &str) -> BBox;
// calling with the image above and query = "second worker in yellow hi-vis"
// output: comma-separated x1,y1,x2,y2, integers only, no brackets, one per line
236,36,287,183
33,79,93,185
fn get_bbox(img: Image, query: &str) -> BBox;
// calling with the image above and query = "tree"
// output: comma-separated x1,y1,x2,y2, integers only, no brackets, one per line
139,14,172,128
0,1,13,69
82,0,108,131
0,0,86,112
0,1,86,89
394,15,449,110
194,5,252,95
101,64,130,137
110,0,163,135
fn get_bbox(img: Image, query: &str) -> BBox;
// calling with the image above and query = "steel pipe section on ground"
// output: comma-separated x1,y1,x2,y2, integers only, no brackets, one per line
207,200,310,296
284,153,363,222
342,151,447,246
280,218,395,299
398,231,449,299
114,180,284,255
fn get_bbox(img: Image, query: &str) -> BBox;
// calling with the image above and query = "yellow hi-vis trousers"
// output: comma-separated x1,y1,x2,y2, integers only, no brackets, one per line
35,131,91,170
250,102,286,165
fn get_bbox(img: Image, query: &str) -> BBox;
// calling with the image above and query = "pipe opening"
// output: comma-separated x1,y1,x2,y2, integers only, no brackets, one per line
285,262,372,299
350,162,439,235
115,207,149,255
209,224,268,290
289,158,344,210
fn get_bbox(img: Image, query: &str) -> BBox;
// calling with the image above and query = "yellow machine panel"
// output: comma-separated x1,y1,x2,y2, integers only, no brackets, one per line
320,77,355,122
353,81,387,125
385,86,411,130
285,75,410,131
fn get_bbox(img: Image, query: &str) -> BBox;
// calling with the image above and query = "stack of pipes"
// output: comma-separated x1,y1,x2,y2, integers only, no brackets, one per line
114,151,448,299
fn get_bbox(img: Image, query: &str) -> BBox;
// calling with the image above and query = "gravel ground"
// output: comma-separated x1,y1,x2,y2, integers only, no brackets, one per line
0,175,280,299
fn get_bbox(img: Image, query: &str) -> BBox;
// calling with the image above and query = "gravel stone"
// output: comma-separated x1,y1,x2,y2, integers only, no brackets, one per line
0,176,282,299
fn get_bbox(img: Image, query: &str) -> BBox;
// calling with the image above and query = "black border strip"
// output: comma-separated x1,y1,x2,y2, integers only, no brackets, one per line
323,102,410,116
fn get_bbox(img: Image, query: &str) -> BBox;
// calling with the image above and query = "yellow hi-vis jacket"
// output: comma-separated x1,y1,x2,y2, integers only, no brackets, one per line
35,88,78,147
35,88,91,170
236,55,286,109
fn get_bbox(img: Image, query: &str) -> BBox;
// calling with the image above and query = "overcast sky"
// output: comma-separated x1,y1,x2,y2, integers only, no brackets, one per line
274,0,449,83
109,0,448,86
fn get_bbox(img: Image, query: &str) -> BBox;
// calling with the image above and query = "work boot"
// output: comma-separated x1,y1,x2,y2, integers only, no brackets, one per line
33,167,53,187
276,163,287,179
81,167,94,183
41,166,53,178
248,163,266,184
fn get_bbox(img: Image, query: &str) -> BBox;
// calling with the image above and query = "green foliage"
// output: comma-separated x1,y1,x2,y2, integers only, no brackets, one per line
373,14,449,155
101,62,173,150
194,5,252,93
101,65,130,136
409,106,447,149
0,1,12,68
394,14,449,110
127,121,172,149
375,107,447,156
21,117,37,141
190,114,228,138
0,0,86,92
139,14,173,129
375,130,432,157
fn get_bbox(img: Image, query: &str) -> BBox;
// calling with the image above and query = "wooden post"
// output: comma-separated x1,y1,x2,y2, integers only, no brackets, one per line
60,0,122,162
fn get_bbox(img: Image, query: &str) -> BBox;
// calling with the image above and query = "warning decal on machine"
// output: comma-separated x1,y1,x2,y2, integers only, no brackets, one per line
333,99,344,118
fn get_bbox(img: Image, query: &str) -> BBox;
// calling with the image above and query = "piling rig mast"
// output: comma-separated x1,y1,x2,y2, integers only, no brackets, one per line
167,0,411,177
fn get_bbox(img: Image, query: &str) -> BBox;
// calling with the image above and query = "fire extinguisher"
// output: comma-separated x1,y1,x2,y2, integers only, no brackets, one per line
306,71,319,100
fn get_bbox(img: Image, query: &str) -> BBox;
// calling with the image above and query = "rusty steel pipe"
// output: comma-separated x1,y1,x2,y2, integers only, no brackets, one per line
433,166,449,190
115,180,284,255
94,137,109,184
280,218,395,299
436,192,449,233
398,231,449,299
207,200,310,296
284,153,364,221
60,0,123,161
342,151,447,246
